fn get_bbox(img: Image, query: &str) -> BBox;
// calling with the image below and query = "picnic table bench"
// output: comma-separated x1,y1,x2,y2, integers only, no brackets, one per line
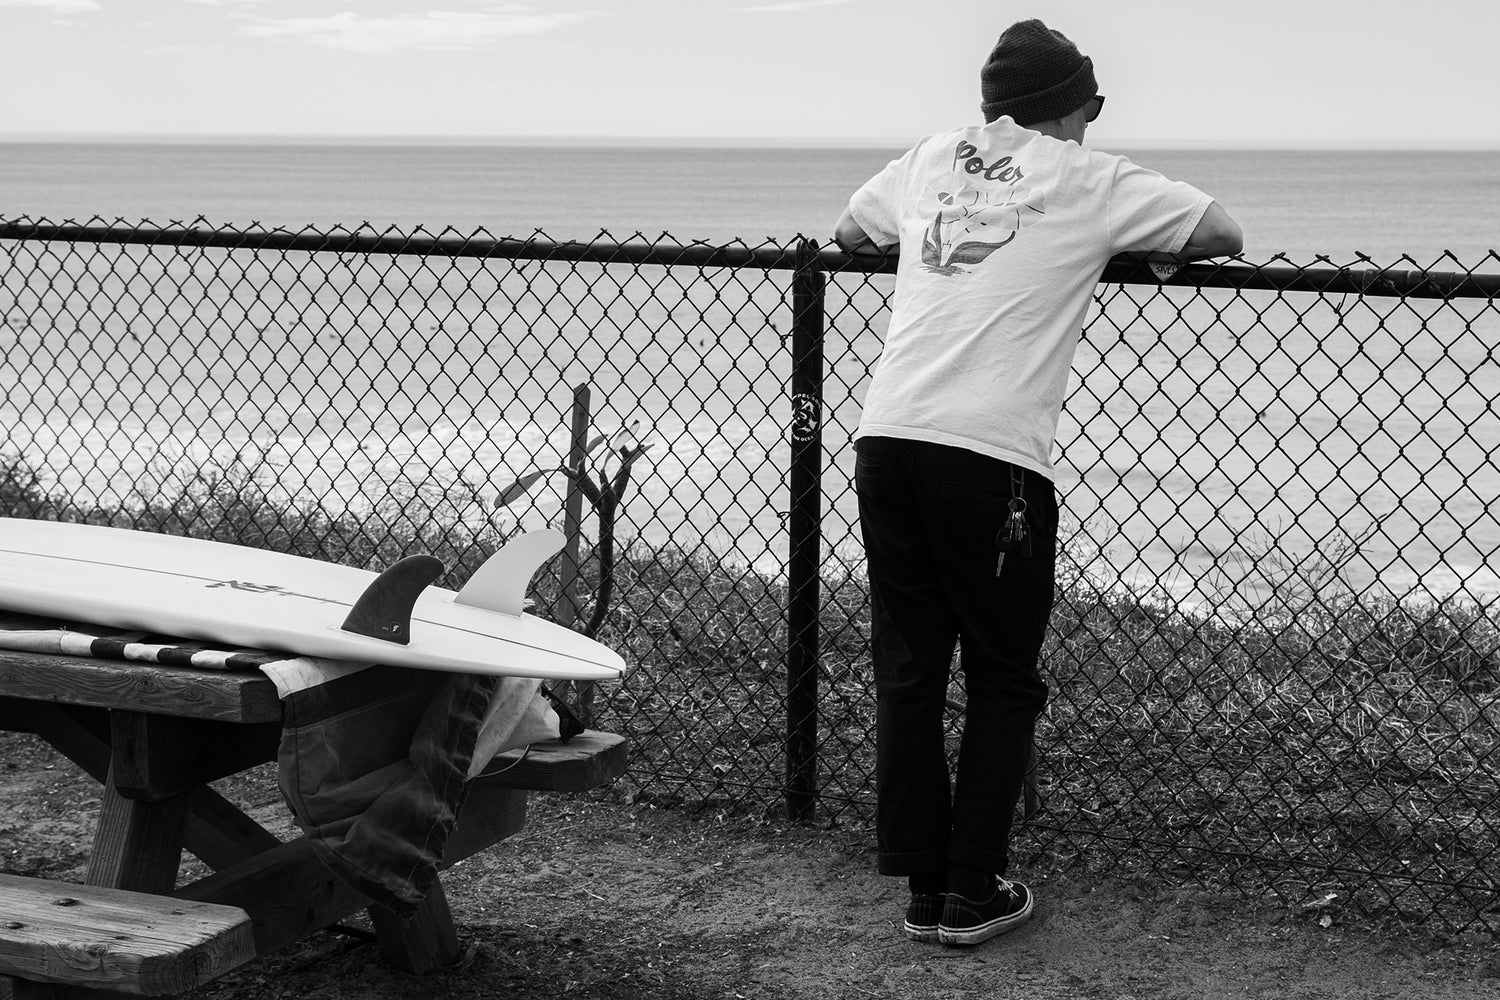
0,632,627,997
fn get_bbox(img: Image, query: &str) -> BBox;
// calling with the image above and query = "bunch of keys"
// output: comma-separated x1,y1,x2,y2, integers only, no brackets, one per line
995,497,1031,576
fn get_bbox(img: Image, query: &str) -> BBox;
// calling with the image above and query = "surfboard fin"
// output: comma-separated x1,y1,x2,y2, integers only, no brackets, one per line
455,528,565,616
341,554,444,644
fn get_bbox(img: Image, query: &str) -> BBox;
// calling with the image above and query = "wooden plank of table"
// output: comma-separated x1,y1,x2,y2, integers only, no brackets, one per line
183,786,284,873
472,731,627,792
174,788,527,959
369,882,460,975
85,770,190,894
0,649,281,724
8,699,283,874
441,784,528,865
108,711,280,802
0,873,253,996
174,838,367,959
0,700,111,767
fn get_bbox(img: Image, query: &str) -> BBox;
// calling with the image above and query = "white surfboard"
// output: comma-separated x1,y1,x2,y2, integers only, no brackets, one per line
0,518,626,681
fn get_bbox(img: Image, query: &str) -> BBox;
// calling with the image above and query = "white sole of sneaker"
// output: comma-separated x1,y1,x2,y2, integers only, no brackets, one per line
937,892,1034,946
904,922,940,943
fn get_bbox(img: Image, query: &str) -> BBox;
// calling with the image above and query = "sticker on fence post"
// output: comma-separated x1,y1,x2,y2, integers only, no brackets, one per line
790,392,821,443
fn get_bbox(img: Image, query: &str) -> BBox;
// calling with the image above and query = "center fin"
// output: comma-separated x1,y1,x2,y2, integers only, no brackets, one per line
455,528,565,615
341,554,444,644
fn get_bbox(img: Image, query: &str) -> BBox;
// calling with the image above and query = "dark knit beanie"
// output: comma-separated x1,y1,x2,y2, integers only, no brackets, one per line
980,19,1097,126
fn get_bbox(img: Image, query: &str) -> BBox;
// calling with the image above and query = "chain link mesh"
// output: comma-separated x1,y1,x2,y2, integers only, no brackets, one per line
1,218,1496,935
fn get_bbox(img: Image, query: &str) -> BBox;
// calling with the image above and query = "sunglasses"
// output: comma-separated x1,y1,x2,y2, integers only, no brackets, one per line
1086,95,1106,123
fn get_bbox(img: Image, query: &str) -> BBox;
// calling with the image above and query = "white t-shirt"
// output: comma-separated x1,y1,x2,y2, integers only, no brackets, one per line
848,117,1213,481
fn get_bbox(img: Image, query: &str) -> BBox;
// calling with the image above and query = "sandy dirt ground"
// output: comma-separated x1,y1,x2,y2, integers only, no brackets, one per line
2,731,1497,1000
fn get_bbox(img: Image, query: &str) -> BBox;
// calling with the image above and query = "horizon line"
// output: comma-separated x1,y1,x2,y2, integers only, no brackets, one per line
3,131,1499,152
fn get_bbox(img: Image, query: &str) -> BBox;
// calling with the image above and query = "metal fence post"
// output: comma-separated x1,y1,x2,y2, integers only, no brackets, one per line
786,239,825,822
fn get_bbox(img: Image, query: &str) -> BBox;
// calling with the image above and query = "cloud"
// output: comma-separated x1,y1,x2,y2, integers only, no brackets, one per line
0,0,101,13
238,7,592,53
736,0,850,12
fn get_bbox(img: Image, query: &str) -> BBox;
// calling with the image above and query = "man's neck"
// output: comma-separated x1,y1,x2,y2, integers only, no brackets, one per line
1029,120,1084,144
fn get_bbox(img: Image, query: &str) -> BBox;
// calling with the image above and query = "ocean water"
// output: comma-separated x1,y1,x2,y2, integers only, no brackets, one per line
5,141,1500,266
3,141,1499,607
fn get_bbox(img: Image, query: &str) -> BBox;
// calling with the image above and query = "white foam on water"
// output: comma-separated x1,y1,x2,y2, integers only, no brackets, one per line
10,398,1500,611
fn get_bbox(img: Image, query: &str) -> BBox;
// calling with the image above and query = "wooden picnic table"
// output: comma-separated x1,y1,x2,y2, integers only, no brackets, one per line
0,619,626,997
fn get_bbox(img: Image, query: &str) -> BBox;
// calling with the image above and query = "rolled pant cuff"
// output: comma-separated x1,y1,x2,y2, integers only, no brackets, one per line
877,848,947,876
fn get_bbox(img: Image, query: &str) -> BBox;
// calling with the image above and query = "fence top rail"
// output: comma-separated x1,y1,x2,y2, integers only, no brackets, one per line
0,218,805,272
822,246,1500,300
3,218,1497,300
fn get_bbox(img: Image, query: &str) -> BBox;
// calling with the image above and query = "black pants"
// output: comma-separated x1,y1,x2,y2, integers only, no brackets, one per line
855,436,1056,878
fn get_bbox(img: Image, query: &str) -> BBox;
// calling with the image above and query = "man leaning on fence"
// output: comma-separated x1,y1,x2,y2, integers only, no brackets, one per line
833,19,1244,947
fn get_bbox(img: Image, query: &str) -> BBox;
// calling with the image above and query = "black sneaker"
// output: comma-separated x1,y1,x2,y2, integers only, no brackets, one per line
903,893,944,942
938,878,1033,945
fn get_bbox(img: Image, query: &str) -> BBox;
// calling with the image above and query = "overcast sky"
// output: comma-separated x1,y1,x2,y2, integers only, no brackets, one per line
3,0,1498,147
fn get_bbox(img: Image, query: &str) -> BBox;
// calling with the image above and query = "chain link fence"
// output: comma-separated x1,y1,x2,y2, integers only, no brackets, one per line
1,217,1496,936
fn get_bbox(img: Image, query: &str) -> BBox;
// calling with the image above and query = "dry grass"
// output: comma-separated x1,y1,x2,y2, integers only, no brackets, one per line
3,451,1496,937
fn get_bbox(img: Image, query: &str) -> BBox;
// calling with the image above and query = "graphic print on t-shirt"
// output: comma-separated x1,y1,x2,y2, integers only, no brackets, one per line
920,142,1045,275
